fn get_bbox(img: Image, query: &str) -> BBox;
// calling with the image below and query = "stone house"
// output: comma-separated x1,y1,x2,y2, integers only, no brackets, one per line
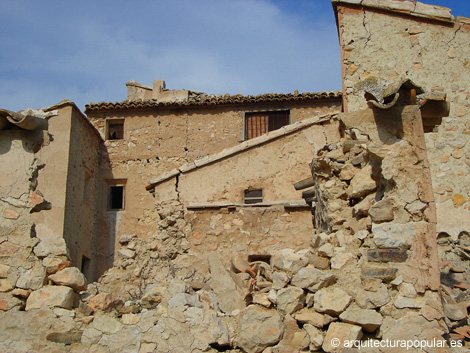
0,82,342,282
1,1,470,351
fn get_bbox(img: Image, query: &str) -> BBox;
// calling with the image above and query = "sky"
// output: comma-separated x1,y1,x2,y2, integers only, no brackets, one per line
0,0,469,112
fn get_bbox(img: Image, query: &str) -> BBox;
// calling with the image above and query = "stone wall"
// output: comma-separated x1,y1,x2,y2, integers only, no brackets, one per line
2,96,465,352
333,0,470,241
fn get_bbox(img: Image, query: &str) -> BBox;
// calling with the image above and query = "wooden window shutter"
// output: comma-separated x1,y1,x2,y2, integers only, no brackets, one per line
245,113,269,140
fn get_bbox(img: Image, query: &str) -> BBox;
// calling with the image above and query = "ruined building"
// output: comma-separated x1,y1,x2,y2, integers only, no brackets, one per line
0,0,469,352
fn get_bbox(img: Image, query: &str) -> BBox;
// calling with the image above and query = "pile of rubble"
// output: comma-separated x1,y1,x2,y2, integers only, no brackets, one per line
1,229,468,352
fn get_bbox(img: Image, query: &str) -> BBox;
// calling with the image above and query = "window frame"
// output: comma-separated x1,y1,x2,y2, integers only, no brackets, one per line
106,119,125,140
244,189,263,204
244,110,290,140
107,179,127,211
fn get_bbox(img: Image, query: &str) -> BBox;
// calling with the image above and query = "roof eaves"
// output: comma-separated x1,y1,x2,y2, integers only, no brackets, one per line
85,91,343,113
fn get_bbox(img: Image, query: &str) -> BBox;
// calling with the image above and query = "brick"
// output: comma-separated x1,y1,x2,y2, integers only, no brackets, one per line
367,249,408,263
361,267,398,281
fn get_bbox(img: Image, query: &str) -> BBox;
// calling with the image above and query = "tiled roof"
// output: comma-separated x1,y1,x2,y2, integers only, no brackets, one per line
0,109,48,131
85,91,342,112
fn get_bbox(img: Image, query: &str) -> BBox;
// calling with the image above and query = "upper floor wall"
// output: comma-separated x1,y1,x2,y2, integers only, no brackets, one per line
86,84,342,163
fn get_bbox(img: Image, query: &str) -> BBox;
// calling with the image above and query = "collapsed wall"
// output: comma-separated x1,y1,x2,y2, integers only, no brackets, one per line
1,89,468,352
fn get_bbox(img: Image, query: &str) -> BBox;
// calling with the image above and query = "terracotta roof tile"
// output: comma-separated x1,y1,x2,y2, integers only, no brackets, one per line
85,91,342,112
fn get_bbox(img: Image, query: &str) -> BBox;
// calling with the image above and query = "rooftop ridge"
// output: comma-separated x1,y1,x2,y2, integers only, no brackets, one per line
85,90,342,112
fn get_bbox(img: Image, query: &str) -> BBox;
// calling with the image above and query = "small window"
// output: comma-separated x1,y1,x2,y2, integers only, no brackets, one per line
107,120,124,140
244,189,263,204
245,111,289,140
81,255,91,282
248,254,271,264
108,180,126,210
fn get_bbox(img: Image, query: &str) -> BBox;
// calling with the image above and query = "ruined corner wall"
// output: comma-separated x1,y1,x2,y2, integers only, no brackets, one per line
0,113,72,313
335,0,470,240
63,106,102,280
303,104,451,349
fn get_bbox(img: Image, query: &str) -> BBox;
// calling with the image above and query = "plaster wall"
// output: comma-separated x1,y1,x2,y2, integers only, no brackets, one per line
152,120,341,268
31,108,71,247
187,207,317,269
176,121,340,205
335,1,470,239
63,106,102,280
87,101,341,266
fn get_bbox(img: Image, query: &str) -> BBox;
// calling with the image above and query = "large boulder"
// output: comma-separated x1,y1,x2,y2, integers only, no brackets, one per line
141,285,165,308
339,306,383,332
48,267,87,291
25,285,74,310
87,293,123,312
271,249,308,274
322,322,363,352
276,286,305,315
238,305,284,353
347,164,376,198
16,264,47,291
291,265,336,292
207,252,245,313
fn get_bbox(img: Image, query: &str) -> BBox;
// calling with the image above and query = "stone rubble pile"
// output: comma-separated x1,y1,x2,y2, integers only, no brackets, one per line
1,228,469,352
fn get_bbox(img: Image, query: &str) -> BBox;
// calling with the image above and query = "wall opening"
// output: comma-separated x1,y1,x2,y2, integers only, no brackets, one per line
106,120,124,140
81,255,91,282
107,180,126,210
248,254,271,264
244,189,263,204
245,110,290,140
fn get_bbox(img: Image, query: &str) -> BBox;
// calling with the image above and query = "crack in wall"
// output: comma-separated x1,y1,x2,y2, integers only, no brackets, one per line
362,8,372,48
446,24,462,46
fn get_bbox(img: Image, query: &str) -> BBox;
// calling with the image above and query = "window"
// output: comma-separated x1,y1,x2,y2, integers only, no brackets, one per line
108,180,126,210
244,189,263,204
107,120,124,140
245,110,290,140
81,255,91,282
248,254,271,264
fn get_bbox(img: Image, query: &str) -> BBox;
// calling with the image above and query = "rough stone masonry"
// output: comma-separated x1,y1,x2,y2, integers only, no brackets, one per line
1,0,470,352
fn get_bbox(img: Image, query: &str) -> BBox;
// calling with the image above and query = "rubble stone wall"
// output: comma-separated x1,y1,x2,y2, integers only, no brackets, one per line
334,0,470,240
1,101,465,352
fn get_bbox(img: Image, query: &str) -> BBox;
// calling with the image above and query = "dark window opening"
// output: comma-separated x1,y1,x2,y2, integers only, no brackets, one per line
107,120,124,140
245,110,289,140
244,189,263,204
248,254,271,264
109,185,124,210
81,255,91,282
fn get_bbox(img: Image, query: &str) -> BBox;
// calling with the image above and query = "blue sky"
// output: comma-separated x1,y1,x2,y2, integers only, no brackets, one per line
0,0,469,112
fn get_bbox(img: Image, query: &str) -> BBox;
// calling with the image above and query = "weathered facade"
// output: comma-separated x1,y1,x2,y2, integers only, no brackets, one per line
333,0,470,240
85,82,342,277
0,0,470,352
